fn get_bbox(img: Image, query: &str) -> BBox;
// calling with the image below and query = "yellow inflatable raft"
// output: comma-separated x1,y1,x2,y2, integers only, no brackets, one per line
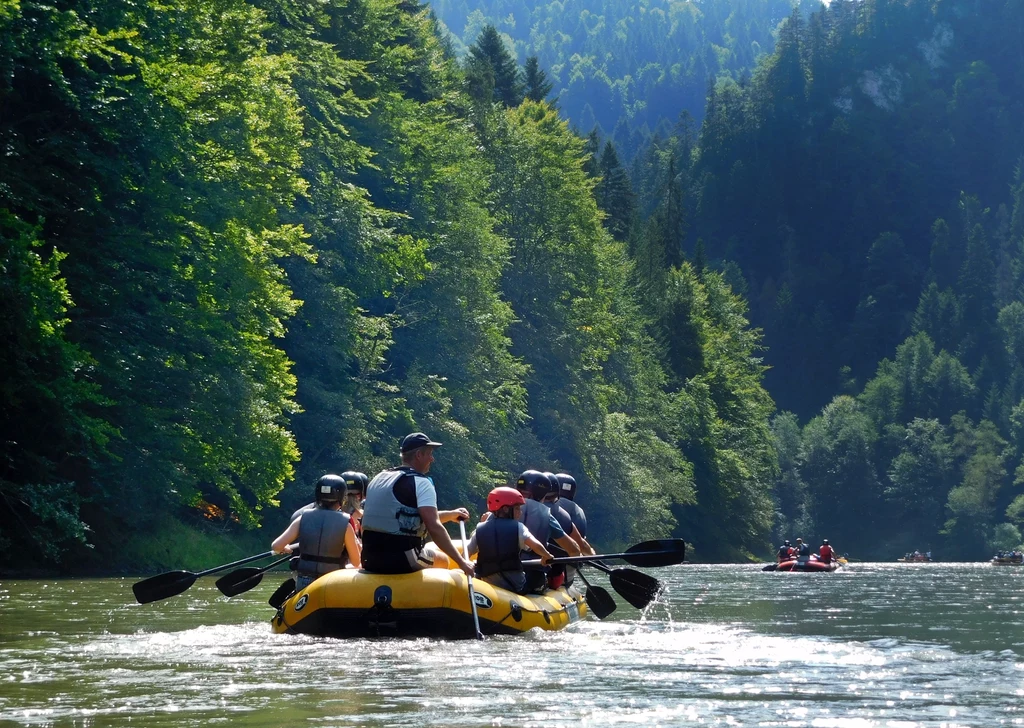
270,567,587,638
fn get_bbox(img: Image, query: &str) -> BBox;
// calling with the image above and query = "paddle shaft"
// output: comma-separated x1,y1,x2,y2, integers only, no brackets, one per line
193,551,276,578
459,520,484,640
523,548,674,566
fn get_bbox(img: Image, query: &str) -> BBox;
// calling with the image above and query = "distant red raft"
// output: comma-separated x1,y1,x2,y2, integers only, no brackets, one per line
773,557,841,572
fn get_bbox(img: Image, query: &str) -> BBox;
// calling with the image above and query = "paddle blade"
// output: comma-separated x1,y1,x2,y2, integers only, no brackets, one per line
762,563,778,572
132,571,197,604
269,578,295,609
622,539,686,568
609,568,663,609
216,567,265,597
584,584,617,619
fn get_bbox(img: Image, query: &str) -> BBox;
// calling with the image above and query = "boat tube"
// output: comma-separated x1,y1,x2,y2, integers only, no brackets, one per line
773,557,841,572
270,567,587,638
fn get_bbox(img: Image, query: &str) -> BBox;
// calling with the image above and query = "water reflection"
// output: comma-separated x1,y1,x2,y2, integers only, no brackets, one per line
1,565,1022,726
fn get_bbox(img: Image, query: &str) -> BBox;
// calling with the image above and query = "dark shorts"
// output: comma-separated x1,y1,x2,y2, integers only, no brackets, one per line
361,544,436,574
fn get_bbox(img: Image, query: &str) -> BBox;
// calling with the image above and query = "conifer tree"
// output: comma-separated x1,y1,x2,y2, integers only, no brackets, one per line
595,141,636,242
524,56,554,103
467,25,524,107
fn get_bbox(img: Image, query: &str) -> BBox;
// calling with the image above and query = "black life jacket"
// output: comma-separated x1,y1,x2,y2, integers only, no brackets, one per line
296,508,350,577
560,499,588,538
552,503,574,538
475,517,523,579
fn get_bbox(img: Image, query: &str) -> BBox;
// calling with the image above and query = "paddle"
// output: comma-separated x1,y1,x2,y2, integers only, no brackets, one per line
762,563,778,572
215,554,293,597
268,578,296,609
132,551,276,604
522,539,686,568
459,520,484,640
587,561,664,610
574,568,617,618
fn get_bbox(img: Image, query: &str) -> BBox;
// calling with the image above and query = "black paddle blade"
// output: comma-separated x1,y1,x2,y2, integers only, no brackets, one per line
216,567,265,597
132,571,197,604
762,563,778,572
268,578,295,609
622,539,686,568
584,584,617,619
609,568,663,609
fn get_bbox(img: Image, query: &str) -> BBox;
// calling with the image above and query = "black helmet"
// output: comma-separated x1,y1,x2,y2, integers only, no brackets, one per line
341,471,369,497
516,470,549,501
314,474,346,505
542,471,560,500
784,540,791,546
822,539,829,545
555,473,577,501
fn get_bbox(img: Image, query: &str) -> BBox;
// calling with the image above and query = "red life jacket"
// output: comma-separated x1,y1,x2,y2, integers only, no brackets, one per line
820,545,834,562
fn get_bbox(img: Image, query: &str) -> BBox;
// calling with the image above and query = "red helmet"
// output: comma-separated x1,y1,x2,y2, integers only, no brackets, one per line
487,486,526,512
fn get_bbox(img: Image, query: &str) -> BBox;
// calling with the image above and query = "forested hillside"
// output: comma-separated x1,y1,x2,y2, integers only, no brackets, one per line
586,0,1024,559
431,0,799,159
0,0,777,572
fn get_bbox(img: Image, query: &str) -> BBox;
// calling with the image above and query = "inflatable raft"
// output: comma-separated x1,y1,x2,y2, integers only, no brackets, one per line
271,567,587,638
772,557,840,572
991,553,1023,566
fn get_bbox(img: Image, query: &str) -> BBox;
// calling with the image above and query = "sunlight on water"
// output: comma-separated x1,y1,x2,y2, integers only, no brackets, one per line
1,565,1022,727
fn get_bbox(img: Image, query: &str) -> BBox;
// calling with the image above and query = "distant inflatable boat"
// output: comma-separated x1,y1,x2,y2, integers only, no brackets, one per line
270,567,587,639
991,553,1023,566
763,557,841,572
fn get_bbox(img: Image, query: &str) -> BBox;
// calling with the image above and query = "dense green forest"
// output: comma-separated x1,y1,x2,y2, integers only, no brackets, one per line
432,0,802,160
4,0,1024,572
599,0,1024,560
1,0,777,572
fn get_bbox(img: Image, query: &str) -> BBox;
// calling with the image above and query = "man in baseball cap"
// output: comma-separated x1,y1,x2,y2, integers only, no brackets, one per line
360,432,473,576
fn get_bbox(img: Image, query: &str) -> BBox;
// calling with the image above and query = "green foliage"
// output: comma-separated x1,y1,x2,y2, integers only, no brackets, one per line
1,0,783,570
433,0,797,159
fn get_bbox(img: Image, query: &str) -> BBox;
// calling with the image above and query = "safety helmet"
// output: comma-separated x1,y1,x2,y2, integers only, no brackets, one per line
784,540,791,546
555,473,577,501
314,474,346,505
487,486,526,512
822,539,829,545
516,470,550,501
796,537,803,542
542,472,560,500
341,471,369,496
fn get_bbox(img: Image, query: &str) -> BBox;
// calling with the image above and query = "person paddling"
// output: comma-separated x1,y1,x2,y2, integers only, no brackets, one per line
271,474,362,590
794,537,811,559
554,473,588,538
516,470,581,592
819,539,835,564
360,432,474,576
466,487,554,594
543,472,594,556
340,471,368,542
777,540,793,562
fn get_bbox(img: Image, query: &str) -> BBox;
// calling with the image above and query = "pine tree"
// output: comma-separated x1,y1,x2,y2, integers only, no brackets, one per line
595,141,635,242
467,25,524,107
524,56,554,103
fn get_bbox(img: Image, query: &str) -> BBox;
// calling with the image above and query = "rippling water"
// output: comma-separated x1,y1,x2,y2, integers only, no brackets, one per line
1,563,1022,727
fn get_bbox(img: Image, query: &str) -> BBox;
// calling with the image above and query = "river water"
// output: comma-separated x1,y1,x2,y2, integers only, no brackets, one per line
1,562,1021,727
